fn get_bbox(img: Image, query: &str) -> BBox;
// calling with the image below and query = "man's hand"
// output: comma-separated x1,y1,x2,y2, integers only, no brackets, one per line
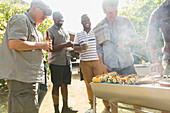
8,39,53,51
43,42,53,52
73,43,88,52
52,41,73,52
81,43,88,50
65,41,73,47
101,64,111,73
73,46,82,52
151,63,164,75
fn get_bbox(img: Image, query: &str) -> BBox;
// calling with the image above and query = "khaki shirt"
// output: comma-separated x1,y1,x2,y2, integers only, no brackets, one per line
0,12,44,83
47,25,71,65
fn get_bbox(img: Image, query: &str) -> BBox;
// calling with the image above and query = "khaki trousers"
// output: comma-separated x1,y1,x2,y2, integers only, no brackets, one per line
80,60,109,108
7,80,39,113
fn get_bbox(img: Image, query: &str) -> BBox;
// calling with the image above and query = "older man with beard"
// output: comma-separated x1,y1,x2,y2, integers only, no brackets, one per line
0,0,52,113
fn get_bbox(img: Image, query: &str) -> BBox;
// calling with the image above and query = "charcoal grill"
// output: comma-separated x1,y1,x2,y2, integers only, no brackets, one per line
91,82,170,113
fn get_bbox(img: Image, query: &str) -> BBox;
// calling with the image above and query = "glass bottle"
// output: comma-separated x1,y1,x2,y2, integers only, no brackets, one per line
45,30,52,42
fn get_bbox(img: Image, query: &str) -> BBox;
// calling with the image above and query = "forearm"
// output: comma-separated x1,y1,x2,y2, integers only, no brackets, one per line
149,50,161,64
8,39,46,50
52,44,65,52
73,44,89,53
146,43,161,64
98,53,104,65
98,53,111,73
146,14,161,64
73,45,82,53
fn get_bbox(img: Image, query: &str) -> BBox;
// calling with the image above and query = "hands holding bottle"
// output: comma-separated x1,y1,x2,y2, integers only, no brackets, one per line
45,30,53,52
41,42,53,52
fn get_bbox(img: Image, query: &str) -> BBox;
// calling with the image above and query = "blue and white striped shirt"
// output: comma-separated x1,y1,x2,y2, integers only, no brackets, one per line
74,30,99,61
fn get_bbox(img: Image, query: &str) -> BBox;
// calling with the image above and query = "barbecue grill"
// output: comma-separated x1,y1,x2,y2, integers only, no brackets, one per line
91,82,170,113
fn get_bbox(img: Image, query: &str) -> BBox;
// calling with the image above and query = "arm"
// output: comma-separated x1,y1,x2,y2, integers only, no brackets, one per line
48,31,73,52
72,34,82,52
8,15,52,51
52,41,73,52
73,44,82,52
96,39,111,73
145,10,164,74
72,33,88,53
73,43,89,53
98,53,111,73
8,39,51,51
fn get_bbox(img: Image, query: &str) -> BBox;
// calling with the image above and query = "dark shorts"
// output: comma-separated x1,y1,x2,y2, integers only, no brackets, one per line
109,64,137,75
49,64,72,86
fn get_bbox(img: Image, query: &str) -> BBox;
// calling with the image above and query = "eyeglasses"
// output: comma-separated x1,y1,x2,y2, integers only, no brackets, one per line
58,19,64,22
37,6,49,16
55,18,64,22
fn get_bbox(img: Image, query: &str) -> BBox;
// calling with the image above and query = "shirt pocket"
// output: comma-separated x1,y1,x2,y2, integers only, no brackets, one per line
11,89,38,112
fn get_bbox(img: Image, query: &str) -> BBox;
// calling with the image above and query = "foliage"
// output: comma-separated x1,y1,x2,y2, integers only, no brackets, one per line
38,19,53,38
38,19,53,77
119,0,164,63
0,0,53,41
0,0,29,40
0,79,6,86
119,0,164,39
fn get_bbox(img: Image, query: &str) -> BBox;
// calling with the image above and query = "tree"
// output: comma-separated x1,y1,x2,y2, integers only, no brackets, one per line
0,0,28,41
119,0,164,39
38,19,53,39
119,0,164,63
0,0,53,42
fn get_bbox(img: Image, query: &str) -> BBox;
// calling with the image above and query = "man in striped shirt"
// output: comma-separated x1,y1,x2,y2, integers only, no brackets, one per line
73,14,108,112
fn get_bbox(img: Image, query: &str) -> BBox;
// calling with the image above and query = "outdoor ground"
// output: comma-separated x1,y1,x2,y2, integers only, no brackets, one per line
39,66,106,113
0,66,162,113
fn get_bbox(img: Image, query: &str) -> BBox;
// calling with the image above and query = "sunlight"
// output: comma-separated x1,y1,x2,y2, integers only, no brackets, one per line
23,0,128,33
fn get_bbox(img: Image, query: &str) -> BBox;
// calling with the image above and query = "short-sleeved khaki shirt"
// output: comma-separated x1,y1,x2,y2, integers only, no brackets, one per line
0,12,44,83
47,25,71,66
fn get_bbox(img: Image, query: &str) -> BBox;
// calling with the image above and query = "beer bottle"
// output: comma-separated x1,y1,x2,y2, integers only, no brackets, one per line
45,30,52,52
45,30,52,42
